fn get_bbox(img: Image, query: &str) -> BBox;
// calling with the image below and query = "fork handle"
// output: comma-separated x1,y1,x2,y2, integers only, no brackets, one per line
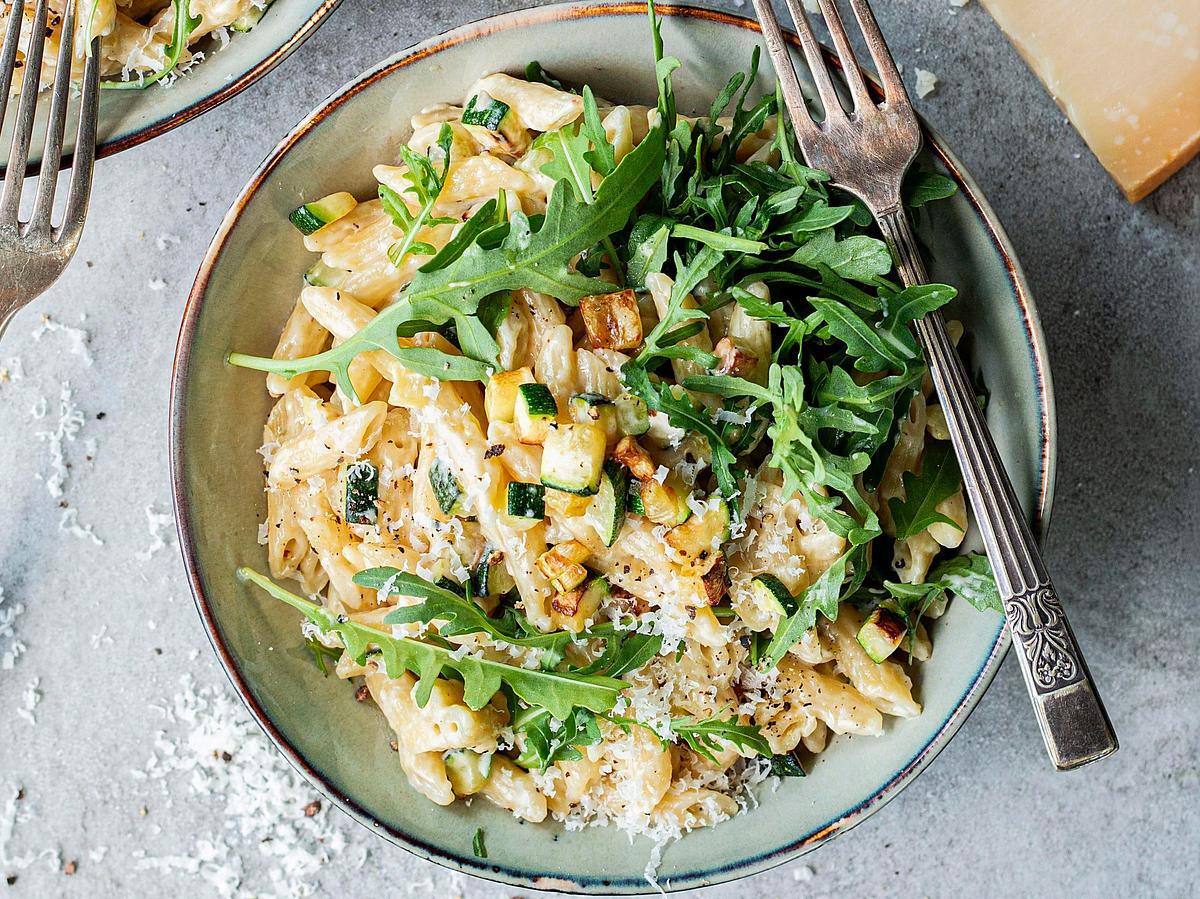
877,207,1118,770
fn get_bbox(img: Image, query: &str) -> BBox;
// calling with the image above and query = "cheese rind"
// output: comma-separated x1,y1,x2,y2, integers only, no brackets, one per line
981,0,1200,201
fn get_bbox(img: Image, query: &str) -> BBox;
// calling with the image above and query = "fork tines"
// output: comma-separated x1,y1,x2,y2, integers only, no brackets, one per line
752,0,913,127
0,0,100,240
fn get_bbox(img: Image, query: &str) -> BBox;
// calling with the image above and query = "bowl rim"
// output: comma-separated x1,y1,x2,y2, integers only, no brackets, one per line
3,0,343,177
170,2,1058,893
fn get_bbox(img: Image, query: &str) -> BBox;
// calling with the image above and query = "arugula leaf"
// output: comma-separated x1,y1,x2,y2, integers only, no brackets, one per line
570,631,663,678
924,551,1001,613
625,214,672,289
926,549,1003,614
525,61,568,91
240,568,625,720
648,0,680,132
390,347,492,383
513,706,603,771
386,125,458,268
101,0,200,90
304,636,342,676
354,568,573,654
808,297,915,373
419,196,504,273
537,123,597,204
359,568,665,677
888,439,964,539
681,374,774,405
582,85,616,177
814,365,924,412
760,549,850,670
730,284,806,331
228,126,666,399
904,172,958,208
670,711,772,763
789,230,892,283
633,379,740,500
878,552,1000,657
672,224,767,255
633,247,721,368
711,46,768,172
536,109,625,281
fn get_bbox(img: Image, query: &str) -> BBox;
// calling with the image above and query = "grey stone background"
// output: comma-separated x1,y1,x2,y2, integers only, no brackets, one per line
0,1,1196,896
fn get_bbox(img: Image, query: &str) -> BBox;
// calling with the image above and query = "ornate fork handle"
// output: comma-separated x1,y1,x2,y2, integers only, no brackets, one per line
878,207,1118,769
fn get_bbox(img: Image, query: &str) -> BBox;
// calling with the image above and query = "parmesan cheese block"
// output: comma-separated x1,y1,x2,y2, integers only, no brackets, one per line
980,0,1200,200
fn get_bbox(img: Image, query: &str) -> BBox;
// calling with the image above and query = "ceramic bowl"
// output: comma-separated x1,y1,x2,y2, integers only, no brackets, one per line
0,0,341,174
172,3,1056,893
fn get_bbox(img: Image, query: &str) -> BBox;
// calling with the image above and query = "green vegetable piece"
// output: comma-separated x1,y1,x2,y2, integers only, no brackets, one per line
613,393,650,436
750,574,797,618
626,478,646,515
288,192,357,236
586,461,629,547
429,458,465,515
463,95,511,131
625,214,672,289
513,706,602,771
343,461,379,525
471,545,516,598
446,751,493,796
856,608,907,663
506,481,546,520
472,827,488,859
525,61,567,90
769,752,807,777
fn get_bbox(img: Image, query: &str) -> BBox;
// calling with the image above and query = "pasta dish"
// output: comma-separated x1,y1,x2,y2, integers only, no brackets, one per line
229,2,1002,861
1,0,272,90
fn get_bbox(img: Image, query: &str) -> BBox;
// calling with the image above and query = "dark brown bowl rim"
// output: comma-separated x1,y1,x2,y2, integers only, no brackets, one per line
171,3,1056,893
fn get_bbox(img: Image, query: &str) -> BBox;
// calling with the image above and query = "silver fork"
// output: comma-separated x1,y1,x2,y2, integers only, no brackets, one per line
750,0,1117,770
0,0,100,342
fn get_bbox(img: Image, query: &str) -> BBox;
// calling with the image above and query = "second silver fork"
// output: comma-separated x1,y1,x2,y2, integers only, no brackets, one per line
0,0,101,342
750,0,1118,770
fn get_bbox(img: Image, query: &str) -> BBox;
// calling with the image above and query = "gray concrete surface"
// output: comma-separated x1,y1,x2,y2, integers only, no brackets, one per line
1,1,1196,896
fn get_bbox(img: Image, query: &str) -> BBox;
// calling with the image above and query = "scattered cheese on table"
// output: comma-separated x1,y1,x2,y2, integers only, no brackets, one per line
914,68,939,98
979,0,1200,200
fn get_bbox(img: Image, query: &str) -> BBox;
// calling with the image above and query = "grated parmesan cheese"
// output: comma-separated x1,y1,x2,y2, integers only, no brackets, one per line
0,784,59,876
16,677,41,725
0,586,26,670
914,68,939,98
34,381,84,498
59,507,104,546
136,506,176,561
130,675,358,897
29,314,92,364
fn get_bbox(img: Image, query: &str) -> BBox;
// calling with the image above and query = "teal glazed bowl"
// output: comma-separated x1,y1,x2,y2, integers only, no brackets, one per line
171,3,1056,893
0,0,341,174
